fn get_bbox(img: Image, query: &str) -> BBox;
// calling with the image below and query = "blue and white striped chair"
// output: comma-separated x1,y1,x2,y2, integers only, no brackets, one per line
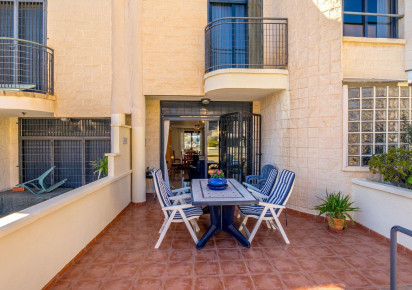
243,168,278,201
152,169,203,248
244,164,276,189
238,169,295,244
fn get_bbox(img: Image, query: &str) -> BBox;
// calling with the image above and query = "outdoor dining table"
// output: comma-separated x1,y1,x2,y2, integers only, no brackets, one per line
191,178,258,249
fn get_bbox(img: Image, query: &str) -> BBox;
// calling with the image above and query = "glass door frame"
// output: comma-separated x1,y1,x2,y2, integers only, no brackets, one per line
160,116,220,180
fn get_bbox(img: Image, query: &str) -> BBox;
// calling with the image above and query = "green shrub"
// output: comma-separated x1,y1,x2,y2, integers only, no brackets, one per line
90,156,108,179
369,147,412,189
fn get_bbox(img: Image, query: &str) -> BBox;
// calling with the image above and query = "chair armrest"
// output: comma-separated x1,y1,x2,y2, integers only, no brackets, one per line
172,187,191,195
169,194,191,201
245,175,259,183
243,182,261,193
249,191,268,201
257,202,285,209
162,204,194,211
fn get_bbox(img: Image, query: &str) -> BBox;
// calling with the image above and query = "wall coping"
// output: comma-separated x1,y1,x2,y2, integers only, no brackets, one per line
204,68,289,79
0,170,132,239
352,178,412,200
343,36,407,45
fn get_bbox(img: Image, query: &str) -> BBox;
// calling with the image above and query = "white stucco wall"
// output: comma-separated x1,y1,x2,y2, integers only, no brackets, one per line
352,179,412,251
0,173,131,290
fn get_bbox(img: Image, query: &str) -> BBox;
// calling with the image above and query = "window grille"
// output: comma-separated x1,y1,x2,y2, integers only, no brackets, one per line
346,86,412,167
19,118,111,188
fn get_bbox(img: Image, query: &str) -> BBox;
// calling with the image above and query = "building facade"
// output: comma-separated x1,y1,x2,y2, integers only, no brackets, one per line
0,0,411,214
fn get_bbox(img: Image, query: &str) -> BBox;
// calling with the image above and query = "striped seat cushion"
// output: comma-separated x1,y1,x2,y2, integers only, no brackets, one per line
239,204,277,217
167,206,204,220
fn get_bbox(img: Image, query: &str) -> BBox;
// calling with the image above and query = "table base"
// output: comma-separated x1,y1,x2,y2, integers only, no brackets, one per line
196,205,250,249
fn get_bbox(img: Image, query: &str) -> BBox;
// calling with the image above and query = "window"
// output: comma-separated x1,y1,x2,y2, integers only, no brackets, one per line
0,0,46,43
347,86,412,167
343,0,399,38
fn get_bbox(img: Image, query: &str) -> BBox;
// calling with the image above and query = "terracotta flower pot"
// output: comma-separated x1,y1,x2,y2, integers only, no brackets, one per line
326,216,345,233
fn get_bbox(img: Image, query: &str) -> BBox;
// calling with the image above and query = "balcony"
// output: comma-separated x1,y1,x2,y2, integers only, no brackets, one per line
0,37,54,116
204,17,289,100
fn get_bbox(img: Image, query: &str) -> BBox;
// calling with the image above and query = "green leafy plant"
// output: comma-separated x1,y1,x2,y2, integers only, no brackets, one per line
90,156,108,179
369,147,412,189
210,169,224,178
314,191,359,227
207,138,219,148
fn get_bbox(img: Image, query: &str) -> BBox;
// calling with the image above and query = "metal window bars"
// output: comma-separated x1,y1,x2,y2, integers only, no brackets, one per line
205,17,288,73
0,37,53,94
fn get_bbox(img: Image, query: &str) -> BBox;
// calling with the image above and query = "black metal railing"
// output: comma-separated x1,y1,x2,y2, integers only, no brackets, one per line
0,37,54,94
205,17,288,73
390,225,412,290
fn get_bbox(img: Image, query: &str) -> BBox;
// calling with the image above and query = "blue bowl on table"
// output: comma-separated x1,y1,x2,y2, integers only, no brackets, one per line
207,177,228,190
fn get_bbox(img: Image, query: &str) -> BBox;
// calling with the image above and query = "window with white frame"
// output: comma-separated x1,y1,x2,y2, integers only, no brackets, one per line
347,85,412,167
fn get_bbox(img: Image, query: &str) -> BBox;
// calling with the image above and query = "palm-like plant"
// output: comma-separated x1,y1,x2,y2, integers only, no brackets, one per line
90,156,108,179
314,190,359,227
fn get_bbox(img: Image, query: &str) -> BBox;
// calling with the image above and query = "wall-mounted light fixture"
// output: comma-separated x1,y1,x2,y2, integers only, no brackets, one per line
201,98,211,105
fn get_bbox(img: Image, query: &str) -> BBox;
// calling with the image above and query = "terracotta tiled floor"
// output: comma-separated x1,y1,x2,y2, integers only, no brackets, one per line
52,195,412,290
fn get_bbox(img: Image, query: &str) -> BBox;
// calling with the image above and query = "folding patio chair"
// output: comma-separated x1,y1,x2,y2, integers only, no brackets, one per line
152,168,203,248
17,166,67,194
243,168,278,200
244,164,276,189
238,169,295,244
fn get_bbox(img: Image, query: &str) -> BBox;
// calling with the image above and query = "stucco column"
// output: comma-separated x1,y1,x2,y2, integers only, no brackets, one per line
129,0,146,203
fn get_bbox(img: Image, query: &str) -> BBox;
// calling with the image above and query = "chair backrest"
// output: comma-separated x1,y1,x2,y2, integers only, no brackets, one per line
260,164,276,179
267,169,295,206
151,168,172,208
260,168,278,196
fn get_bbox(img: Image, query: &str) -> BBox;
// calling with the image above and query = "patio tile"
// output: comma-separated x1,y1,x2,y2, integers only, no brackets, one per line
245,259,274,274
251,274,283,289
217,248,242,260
163,276,193,290
50,198,412,290
101,278,134,290
108,263,139,277
223,275,254,290
71,279,102,290
133,278,162,290
220,260,248,275
166,262,193,276
194,261,220,276
279,272,313,288
139,263,166,277
194,276,224,290
335,270,372,287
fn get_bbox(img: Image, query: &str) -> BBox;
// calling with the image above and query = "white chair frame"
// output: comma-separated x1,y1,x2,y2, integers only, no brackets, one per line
239,182,295,244
152,170,201,249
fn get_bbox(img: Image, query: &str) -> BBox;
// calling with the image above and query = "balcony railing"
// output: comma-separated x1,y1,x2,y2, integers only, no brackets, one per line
0,37,54,95
205,17,288,73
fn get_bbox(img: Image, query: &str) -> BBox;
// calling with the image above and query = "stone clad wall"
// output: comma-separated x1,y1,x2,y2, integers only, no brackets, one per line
343,38,407,80
145,100,161,170
142,0,207,96
47,0,112,117
261,0,371,213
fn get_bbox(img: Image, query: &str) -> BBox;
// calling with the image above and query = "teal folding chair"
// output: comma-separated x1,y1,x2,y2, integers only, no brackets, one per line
17,166,67,194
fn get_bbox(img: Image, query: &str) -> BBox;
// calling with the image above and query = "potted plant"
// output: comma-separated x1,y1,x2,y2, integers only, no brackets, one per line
314,190,359,233
208,169,227,190
90,156,108,179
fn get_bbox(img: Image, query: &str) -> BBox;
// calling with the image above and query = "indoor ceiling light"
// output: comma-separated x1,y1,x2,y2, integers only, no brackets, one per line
201,98,211,105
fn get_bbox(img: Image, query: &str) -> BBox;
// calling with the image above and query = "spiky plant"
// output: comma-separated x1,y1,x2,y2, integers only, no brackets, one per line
90,156,108,179
314,190,359,227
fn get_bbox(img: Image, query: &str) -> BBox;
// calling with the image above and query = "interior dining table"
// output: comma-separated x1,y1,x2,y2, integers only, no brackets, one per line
191,178,258,249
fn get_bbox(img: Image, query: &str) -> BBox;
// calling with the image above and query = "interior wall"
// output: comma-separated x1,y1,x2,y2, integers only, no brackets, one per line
0,118,11,191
